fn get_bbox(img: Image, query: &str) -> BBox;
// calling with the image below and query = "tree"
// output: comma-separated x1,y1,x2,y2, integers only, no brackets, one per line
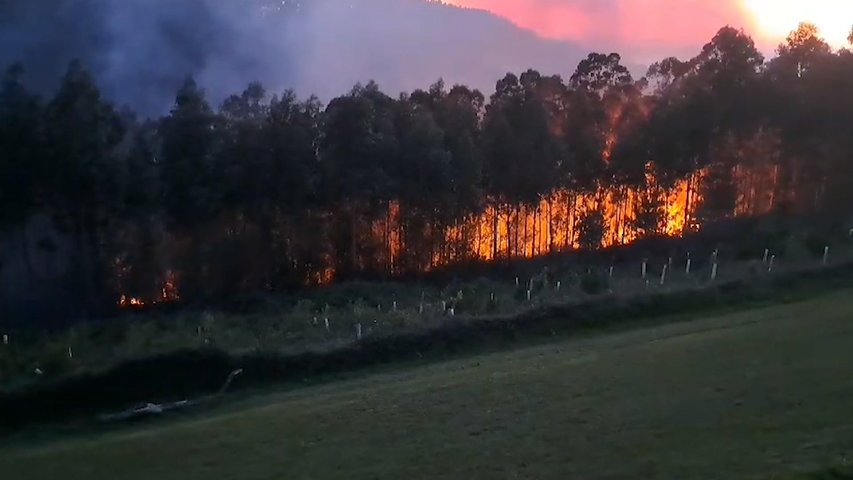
321,82,398,207
219,82,270,212
577,208,605,250
645,57,690,95
221,82,268,123
120,121,160,220
263,92,324,285
569,53,633,96
7,21,853,320
799,49,853,213
112,119,165,302
393,93,455,270
564,53,637,189
696,136,739,225
766,25,845,214
395,97,451,210
642,28,765,233
156,78,229,299
413,81,485,218
0,63,43,232
772,23,832,81
604,80,649,187
482,71,563,258
560,89,605,192
43,60,125,309
401,80,485,263
632,188,665,237
482,74,522,206
44,60,125,220
514,70,563,204
264,91,322,215
321,81,399,277
692,26,765,133
159,77,223,227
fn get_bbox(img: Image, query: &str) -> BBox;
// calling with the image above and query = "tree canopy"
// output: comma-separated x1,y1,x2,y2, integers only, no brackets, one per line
2,25,853,315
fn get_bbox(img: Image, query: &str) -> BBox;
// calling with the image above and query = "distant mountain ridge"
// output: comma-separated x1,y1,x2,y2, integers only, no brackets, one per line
287,0,592,98
0,0,593,113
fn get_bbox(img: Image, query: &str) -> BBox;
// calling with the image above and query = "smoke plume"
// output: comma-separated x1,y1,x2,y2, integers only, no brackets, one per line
0,0,594,115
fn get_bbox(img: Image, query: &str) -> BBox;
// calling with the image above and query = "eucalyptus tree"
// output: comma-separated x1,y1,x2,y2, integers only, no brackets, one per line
0,63,43,234
43,60,126,308
320,81,399,277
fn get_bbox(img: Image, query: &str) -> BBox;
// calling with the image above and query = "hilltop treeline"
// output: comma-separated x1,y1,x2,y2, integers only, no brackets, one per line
1,25,853,316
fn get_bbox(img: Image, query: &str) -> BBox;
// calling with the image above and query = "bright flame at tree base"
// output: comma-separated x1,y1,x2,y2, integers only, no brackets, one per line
372,164,775,276
117,270,181,308
428,176,698,268
113,163,778,297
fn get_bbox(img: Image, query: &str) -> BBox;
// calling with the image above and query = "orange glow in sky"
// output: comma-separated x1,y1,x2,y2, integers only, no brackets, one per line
743,0,853,47
447,0,852,56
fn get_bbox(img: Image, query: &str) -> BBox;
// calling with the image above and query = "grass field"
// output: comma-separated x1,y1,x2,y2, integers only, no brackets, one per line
4,244,848,390
3,290,853,479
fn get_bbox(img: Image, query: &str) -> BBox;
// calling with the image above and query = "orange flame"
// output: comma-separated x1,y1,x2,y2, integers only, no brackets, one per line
117,269,181,308
118,295,145,308
113,152,778,290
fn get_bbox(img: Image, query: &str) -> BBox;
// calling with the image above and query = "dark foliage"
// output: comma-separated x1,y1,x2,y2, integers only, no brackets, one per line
1,24,852,319
3,260,853,431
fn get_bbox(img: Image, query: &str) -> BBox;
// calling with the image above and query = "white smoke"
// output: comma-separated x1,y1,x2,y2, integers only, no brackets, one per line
0,0,591,115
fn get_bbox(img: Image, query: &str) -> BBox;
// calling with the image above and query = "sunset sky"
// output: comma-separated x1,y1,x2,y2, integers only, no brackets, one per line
447,0,853,61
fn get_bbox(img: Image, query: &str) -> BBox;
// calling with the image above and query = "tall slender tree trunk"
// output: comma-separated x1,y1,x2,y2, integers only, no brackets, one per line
261,210,277,291
620,188,628,244
72,213,97,317
569,193,577,249
524,205,530,257
565,192,573,250
547,197,554,253
19,219,36,282
506,207,513,259
350,206,358,276
386,201,392,276
532,206,539,257
684,172,694,236
492,203,499,261
514,205,521,259
505,208,512,261
769,164,779,211
86,216,103,312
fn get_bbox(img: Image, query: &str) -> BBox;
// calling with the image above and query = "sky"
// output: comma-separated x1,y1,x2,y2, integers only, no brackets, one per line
2,0,850,114
446,0,853,61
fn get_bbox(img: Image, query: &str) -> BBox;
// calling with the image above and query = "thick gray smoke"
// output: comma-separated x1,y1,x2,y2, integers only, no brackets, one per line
0,0,591,115
0,0,296,114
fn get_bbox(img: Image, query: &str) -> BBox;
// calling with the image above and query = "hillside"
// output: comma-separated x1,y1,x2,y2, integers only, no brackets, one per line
284,0,590,99
3,290,852,479
0,0,589,113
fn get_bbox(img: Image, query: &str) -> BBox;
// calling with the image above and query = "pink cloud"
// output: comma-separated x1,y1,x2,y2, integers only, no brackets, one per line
447,0,766,60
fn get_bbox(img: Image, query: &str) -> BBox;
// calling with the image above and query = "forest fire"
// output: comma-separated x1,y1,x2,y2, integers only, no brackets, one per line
118,295,144,307
303,148,775,286
442,177,696,264
83,20,814,298
107,158,775,293
398,162,772,273
117,270,181,309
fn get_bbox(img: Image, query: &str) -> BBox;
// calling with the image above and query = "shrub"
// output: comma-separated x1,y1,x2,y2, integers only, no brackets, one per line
580,270,609,295
38,342,75,379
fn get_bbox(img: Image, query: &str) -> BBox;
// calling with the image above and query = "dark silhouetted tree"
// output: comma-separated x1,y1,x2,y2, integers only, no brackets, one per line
0,63,43,232
43,60,125,309
321,82,399,277
160,78,223,227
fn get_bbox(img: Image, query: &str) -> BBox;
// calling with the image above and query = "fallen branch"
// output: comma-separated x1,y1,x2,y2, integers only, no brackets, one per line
98,369,243,422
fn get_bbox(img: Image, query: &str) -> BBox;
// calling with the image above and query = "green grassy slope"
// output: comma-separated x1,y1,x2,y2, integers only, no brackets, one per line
3,291,853,480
